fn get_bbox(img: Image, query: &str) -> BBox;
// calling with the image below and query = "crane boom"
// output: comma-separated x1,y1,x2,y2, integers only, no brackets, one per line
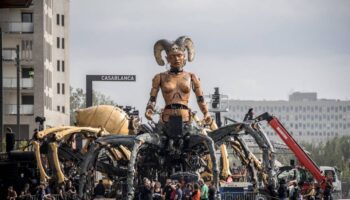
255,112,326,188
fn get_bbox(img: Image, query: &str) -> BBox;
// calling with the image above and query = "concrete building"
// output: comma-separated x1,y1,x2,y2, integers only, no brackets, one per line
0,0,70,140
223,92,350,144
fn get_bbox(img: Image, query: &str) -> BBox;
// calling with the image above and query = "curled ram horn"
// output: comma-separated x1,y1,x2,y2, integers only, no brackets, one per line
153,39,172,66
175,36,195,62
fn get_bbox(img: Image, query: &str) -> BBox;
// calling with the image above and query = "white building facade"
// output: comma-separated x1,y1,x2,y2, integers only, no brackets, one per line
223,92,350,144
1,0,70,139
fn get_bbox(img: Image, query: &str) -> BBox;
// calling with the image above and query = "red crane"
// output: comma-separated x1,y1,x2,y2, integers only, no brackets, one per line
255,112,327,189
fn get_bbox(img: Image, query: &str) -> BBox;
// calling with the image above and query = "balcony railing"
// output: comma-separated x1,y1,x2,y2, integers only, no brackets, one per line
4,104,34,115
3,78,34,89
2,49,17,61
1,22,34,33
2,49,33,62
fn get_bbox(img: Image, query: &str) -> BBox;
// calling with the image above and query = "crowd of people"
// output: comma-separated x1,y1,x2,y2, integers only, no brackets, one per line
6,180,77,200
137,177,217,200
6,173,335,200
276,178,334,200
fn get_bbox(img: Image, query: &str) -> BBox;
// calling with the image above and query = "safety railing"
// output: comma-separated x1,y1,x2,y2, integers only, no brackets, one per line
29,194,76,200
4,104,34,115
1,22,34,33
2,49,17,61
3,78,34,88
221,192,269,200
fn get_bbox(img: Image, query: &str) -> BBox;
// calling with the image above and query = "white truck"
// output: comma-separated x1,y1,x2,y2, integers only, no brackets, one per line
320,166,342,199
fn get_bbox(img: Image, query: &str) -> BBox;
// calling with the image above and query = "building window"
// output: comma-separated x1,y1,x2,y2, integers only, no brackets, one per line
62,38,65,49
57,106,60,111
56,14,60,25
57,83,60,94
22,68,34,78
62,106,65,113
22,12,33,22
21,40,33,60
57,37,60,48
57,60,60,71
61,15,64,26
22,95,34,104
62,83,65,94
62,61,65,72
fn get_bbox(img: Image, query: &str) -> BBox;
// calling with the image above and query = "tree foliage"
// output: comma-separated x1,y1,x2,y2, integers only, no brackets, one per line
70,87,116,125
302,136,350,177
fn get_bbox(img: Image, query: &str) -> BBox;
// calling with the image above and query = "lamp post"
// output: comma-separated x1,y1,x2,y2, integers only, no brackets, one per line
0,27,3,152
16,45,20,149
208,87,229,128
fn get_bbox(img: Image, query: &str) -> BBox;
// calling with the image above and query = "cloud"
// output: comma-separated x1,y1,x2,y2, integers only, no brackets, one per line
70,0,350,109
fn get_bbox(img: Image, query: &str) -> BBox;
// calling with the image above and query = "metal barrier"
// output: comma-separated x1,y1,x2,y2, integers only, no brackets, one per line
28,194,75,200
221,192,269,200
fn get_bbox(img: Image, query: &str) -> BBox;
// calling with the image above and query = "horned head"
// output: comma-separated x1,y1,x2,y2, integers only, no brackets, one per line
153,36,195,66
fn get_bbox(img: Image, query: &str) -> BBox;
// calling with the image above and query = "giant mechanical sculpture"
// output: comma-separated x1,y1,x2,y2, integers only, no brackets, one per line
32,36,324,200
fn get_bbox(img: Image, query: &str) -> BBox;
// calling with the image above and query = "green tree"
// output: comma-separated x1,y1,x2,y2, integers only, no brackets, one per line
70,87,116,125
303,136,350,177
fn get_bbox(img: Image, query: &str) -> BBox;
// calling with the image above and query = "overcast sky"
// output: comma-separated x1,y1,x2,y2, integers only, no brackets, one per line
70,0,350,113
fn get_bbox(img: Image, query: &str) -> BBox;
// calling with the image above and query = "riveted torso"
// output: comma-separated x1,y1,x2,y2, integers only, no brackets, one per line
160,71,192,106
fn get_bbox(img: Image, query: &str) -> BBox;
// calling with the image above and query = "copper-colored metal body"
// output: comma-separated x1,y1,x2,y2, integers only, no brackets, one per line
146,36,210,123
33,105,134,184
149,71,209,122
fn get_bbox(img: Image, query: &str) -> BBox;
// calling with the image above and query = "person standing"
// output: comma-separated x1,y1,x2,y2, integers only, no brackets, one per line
288,182,297,200
6,186,17,200
191,183,201,200
324,175,334,200
277,179,288,200
139,178,153,200
163,179,174,200
198,180,208,200
36,183,46,200
303,183,316,200
208,182,216,200
183,183,193,200
175,183,183,200
18,183,31,200
94,180,105,198
152,181,162,200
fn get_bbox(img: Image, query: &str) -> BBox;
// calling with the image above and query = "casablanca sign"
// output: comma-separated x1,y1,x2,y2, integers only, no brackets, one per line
86,75,136,107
